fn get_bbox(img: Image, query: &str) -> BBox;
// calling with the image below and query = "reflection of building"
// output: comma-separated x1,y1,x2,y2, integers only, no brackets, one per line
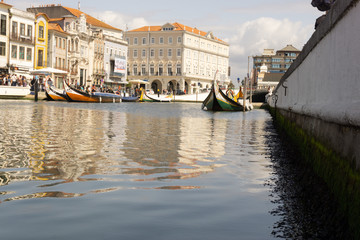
126,22,230,94
9,8,35,78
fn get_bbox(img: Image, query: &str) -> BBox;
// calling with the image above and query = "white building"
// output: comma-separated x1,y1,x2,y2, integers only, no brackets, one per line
0,1,12,75
126,22,230,94
9,8,35,78
27,5,128,88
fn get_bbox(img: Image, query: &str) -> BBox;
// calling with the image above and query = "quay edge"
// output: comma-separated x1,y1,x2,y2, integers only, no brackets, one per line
267,0,360,237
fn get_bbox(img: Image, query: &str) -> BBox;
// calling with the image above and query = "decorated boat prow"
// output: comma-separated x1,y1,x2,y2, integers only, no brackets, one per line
139,89,171,102
44,80,68,101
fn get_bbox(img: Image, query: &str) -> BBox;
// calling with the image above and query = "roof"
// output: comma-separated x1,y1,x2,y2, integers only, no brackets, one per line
278,44,300,52
263,72,284,82
35,12,50,21
130,22,226,43
0,1,12,8
63,6,122,32
48,22,68,35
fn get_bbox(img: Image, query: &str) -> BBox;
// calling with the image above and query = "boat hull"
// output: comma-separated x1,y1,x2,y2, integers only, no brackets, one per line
0,86,30,99
64,81,121,103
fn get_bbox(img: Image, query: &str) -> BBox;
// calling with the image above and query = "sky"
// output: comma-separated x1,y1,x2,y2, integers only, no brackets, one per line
8,0,322,83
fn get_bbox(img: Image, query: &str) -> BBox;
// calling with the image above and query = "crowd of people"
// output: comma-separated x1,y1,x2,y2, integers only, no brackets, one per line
0,74,29,87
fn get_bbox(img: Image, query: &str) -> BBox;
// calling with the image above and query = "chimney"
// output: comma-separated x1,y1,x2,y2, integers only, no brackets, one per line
78,1,80,10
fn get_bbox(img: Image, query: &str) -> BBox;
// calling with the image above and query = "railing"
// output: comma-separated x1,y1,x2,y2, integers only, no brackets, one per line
10,33,34,45
55,66,69,72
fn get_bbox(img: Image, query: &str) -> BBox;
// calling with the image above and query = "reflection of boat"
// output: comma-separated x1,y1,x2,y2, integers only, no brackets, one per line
0,86,30,99
44,80,68,101
64,80,122,103
139,89,171,102
202,84,252,111
122,96,139,102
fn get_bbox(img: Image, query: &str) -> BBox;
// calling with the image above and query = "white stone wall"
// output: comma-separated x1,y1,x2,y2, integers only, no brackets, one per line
268,3,360,127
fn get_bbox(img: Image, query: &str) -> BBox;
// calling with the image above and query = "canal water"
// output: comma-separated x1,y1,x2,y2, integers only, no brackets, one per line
0,100,349,239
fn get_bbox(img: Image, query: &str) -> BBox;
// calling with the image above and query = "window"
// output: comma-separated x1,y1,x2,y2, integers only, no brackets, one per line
176,64,181,75
272,64,281,68
167,63,172,75
150,49,155,57
272,58,281,62
177,49,181,57
151,37,155,44
38,25,44,39
142,37,146,45
19,46,25,60
126,37,129,43
159,63,163,75
168,49,172,57
150,64,154,75
26,48,32,61
142,49,146,58
159,49,163,57
38,49,43,66
20,23,25,36
12,21,18,36
133,50,138,58
27,25,32,38
141,64,146,75
11,45,17,58
177,36,182,43
63,39,66,49
55,37,58,47
133,64,138,75
134,37,138,45
59,38,62,48
159,37,164,44
0,15,6,36
0,42,5,56
168,37,173,44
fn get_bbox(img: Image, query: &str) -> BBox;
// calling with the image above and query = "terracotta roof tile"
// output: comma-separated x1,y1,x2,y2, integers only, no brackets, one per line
130,22,225,43
63,6,122,31
48,22,68,34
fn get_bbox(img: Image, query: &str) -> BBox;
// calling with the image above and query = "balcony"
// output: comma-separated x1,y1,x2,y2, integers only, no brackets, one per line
10,33,34,45
110,71,125,78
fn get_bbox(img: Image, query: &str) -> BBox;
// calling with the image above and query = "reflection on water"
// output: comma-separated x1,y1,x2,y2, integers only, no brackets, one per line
0,101,234,201
0,101,344,239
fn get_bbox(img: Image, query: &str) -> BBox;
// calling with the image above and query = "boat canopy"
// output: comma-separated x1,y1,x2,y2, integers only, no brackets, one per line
128,79,150,85
30,67,68,75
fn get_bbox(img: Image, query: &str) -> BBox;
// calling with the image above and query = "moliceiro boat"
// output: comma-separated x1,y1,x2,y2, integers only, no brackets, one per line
64,80,122,103
139,89,171,102
44,80,68,101
202,84,253,111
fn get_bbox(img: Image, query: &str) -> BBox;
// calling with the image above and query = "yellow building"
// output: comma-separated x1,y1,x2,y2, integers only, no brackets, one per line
34,13,49,69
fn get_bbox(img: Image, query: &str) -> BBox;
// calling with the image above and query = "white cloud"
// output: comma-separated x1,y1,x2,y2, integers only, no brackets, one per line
90,10,149,31
227,17,314,81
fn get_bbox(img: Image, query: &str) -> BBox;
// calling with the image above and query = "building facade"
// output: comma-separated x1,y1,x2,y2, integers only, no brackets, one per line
9,8,35,78
47,22,69,88
0,2,12,75
27,5,128,88
253,45,301,74
34,13,49,70
126,22,230,94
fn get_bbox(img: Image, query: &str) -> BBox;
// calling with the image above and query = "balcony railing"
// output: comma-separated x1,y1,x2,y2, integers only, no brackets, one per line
10,33,34,45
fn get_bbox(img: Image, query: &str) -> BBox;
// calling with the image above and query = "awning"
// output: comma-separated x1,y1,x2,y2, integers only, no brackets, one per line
30,67,68,75
128,79,150,85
